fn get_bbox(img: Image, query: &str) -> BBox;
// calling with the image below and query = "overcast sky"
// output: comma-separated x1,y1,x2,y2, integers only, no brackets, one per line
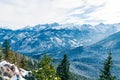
0,0,120,29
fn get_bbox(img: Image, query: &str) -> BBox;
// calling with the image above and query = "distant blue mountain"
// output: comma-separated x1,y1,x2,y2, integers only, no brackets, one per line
0,23,119,58
69,31,120,79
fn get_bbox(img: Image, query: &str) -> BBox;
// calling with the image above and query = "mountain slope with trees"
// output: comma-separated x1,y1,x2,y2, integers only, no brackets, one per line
0,40,91,80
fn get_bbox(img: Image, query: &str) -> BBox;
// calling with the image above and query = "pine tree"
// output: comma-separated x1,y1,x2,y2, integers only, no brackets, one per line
57,54,70,80
32,54,61,80
2,39,10,61
15,53,22,67
0,47,3,61
2,39,15,63
99,51,116,80
11,52,17,64
19,55,28,70
8,50,16,64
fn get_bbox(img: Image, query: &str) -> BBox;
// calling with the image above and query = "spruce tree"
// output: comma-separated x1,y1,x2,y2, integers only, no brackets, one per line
99,51,116,80
0,47,3,61
2,39,9,60
2,39,11,61
11,52,17,64
57,54,70,80
32,54,61,80
19,55,28,70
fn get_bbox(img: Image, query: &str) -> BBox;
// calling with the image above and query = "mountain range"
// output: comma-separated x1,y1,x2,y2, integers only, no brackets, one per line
0,23,119,57
1,23,120,79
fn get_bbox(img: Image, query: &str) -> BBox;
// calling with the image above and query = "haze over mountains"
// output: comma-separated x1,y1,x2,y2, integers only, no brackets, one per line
70,31,120,79
1,23,120,79
0,23,120,56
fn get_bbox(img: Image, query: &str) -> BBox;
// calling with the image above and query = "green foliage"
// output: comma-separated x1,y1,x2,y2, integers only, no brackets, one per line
98,51,116,80
57,54,70,80
2,39,16,63
1,40,29,70
0,47,3,61
11,52,17,64
2,39,10,61
19,55,28,70
32,55,61,80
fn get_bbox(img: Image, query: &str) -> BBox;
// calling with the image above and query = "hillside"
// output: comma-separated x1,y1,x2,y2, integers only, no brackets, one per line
69,73,91,80
69,31,120,79
90,31,120,50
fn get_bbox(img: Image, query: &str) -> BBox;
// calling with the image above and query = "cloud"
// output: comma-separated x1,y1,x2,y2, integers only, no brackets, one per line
88,0,120,24
70,4,105,19
64,0,107,24
0,0,120,29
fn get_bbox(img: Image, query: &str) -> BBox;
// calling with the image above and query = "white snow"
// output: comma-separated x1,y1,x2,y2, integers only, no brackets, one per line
3,76,10,80
20,68,29,77
0,61,29,80
11,40,15,43
11,75,25,80
69,40,78,47
18,33,26,39
0,61,8,66
55,37,62,44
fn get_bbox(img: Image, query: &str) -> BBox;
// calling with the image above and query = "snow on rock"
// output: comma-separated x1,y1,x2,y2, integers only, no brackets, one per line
19,68,29,77
11,75,25,80
0,61,29,80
